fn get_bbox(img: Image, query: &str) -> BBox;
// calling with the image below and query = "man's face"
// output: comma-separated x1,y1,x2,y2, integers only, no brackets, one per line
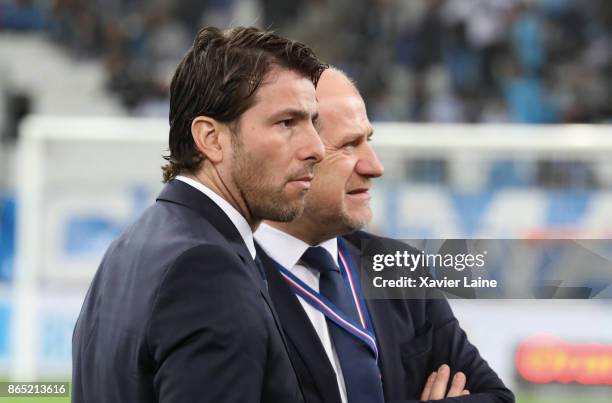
302,92,384,233
228,67,324,222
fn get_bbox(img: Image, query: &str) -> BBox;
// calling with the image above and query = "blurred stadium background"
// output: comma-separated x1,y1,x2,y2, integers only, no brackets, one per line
0,0,612,402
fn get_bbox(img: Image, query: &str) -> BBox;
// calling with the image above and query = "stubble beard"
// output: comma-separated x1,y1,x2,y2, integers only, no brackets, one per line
231,138,305,223
304,196,371,237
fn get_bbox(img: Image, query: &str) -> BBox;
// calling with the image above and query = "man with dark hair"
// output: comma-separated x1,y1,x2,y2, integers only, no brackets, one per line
72,26,326,403
255,68,515,403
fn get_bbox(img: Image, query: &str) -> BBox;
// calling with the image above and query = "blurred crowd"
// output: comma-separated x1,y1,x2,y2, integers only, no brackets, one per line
1,0,612,123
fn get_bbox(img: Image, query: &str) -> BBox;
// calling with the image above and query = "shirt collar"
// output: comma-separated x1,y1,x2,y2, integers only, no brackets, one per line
176,175,256,259
254,222,338,269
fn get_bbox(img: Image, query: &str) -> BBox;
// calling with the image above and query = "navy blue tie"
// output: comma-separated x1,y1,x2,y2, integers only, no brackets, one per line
301,246,384,403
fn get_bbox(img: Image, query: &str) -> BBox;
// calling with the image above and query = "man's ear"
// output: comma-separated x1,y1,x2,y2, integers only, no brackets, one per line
191,116,228,164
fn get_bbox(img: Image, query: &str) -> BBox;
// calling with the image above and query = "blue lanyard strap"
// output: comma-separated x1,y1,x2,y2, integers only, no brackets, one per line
270,240,378,360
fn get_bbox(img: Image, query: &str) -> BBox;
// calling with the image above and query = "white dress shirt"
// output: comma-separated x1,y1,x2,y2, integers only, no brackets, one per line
175,175,256,259
254,223,348,403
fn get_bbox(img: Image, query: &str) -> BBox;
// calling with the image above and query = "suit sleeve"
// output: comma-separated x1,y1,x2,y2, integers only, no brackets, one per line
146,245,267,403
388,295,515,403
345,232,514,403
420,295,515,403
386,296,514,403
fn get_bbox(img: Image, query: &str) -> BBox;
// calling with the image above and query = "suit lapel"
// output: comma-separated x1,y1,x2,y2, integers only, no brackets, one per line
158,181,308,397
157,180,293,340
257,244,343,403
157,179,255,264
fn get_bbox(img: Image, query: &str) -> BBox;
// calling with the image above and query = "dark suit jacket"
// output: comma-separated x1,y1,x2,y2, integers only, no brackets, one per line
256,231,514,403
72,179,303,403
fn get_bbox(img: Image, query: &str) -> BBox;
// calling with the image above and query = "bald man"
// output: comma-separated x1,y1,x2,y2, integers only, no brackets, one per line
254,69,514,403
